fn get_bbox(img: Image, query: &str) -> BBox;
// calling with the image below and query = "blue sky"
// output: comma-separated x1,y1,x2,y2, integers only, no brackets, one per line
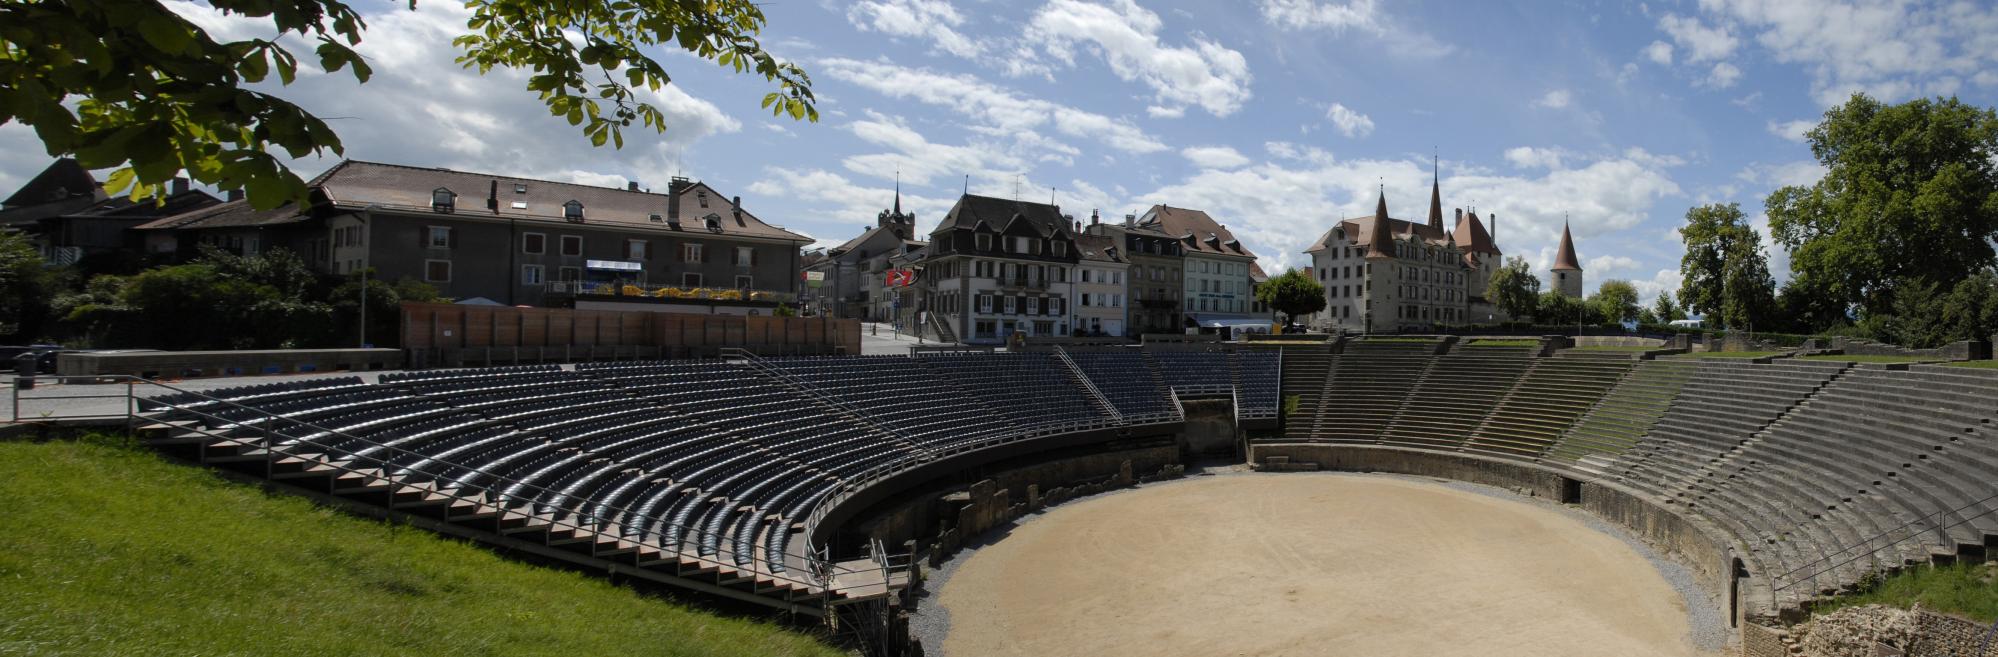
5,0,1997,302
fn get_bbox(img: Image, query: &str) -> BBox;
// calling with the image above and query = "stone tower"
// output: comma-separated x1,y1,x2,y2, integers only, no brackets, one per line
1364,188,1396,332
1552,220,1583,298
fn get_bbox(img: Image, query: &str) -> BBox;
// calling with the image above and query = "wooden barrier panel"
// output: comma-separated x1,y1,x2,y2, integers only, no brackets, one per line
400,303,858,362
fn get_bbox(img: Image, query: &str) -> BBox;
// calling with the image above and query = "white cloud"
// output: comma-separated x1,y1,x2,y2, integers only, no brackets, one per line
748,167,956,235
817,58,1167,154
1122,153,1681,275
1181,146,1252,170
1323,103,1374,138
1621,147,1688,168
1657,13,1738,63
1702,61,1743,88
1504,146,1565,170
846,0,983,59
1146,105,1187,118
1022,0,1253,117
1257,0,1454,57
1533,89,1573,109
1587,254,1641,274
1643,40,1674,65
841,112,1026,187
1765,119,1815,143
1680,0,1998,106
1630,268,1686,304
1737,160,1827,189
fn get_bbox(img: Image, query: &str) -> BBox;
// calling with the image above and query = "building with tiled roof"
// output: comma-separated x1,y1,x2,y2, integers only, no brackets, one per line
140,160,811,313
806,185,928,321
1304,173,1507,332
923,193,1082,343
1134,204,1257,327
1083,213,1185,335
1073,229,1130,336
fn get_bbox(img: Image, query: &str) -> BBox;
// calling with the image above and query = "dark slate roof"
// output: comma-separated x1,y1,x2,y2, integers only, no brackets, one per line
1553,221,1582,271
934,194,1072,237
310,160,811,243
1075,234,1127,263
2,159,102,209
1135,204,1253,258
133,199,307,231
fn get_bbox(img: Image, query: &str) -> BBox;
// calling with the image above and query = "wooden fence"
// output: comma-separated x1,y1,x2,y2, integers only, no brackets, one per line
400,303,860,368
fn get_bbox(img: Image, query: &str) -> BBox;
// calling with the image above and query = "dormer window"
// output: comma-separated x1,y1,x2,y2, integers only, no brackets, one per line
697,190,709,208
431,187,455,213
514,184,528,194
649,213,664,223
976,233,992,251
1052,241,1065,257
703,213,723,233
563,200,584,222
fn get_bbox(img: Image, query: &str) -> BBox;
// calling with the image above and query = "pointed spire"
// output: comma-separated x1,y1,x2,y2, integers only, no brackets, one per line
892,170,902,216
1365,187,1394,258
1553,218,1582,271
1427,154,1443,232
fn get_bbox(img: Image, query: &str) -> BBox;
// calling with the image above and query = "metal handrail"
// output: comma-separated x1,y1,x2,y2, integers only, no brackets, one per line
1052,347,1125,424
89,375,894,596
1769,490,1998,592
721,348,933,458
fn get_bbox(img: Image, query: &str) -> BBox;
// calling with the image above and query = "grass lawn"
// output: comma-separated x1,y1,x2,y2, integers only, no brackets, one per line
1817,562,1998,623
1466,339,1540,347
1361,337,1439,343
0,437,844,657
1570,345,1658,352
1944,360,1998,369
1797,354,1937,363
1677,351,1789,359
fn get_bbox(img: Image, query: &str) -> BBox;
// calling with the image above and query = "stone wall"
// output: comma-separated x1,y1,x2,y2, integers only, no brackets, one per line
1742,623,1788,657
1827,336,1991,362
1911,609,1998,657
1248,444,1743,632
1178,400,1240,457
852,443,1182,553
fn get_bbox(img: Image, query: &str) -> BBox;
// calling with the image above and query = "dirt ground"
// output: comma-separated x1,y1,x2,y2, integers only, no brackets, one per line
935,473,1718,657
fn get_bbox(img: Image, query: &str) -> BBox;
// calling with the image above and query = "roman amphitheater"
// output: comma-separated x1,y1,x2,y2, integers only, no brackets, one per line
125,336,1998,656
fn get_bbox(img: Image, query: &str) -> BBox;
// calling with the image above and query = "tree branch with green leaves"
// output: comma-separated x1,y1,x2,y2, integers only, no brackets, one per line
0,0,815,210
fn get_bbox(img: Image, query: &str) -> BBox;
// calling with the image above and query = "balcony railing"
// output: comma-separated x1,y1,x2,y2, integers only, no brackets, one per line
548,280,796,303
1137,298,1179,309
998,277,1052,291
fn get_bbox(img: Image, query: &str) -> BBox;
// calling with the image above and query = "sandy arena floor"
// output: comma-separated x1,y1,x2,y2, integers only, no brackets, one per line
934,473,1718,657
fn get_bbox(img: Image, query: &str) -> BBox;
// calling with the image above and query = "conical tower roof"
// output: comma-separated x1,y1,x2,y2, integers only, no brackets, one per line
1365,189,1395,258
1427,162,1443,232
1553,221,1582,271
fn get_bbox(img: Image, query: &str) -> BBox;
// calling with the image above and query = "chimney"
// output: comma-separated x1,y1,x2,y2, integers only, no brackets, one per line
226,189,245,202
170,177,190,195
667,177,690,221
1124,213,1135,227
627,181,640,192
1490,213,1497,244
731,195,743,225
1090,210,1099,225
488,179,499,213
1455,208,1463,222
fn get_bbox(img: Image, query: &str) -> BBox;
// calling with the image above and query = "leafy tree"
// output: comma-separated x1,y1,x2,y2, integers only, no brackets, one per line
1766,94,1998,318
1637,307,1660,326
327,273,441,348
1255,268,1327,324
1866,272,1998,348
1535,290,1598,326
0,229,55,340
1486,256,1541,322
1652,291,1686,322
1679,203,1776,330
1590,279,1641,324
0,0,817,208
1774,273,1848,334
